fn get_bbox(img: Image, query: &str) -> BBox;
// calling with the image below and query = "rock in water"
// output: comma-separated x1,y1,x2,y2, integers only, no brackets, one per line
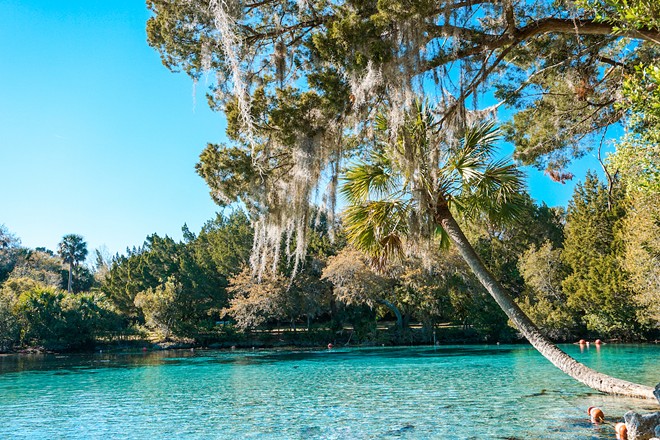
654,383,660,405
624,411,660,440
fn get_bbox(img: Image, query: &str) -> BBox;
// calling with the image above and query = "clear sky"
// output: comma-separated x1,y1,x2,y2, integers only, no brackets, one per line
0,1,609,257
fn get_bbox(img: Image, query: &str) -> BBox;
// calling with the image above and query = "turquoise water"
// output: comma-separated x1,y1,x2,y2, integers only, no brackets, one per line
0,344,658,439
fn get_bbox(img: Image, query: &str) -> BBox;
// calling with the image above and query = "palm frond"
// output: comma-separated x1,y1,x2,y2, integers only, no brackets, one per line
342,102,528,266
482,159,526,199
433,225,451,250
450,121,500,178
374,113,389,133
462,120,500,157
343,200,410,268
457,157,526,223
340,152,398,204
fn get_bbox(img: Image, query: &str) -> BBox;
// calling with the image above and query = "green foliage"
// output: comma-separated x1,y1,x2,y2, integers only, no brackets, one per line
194,211,253,277
518,242,578,340
621,64,660,132
310,3,394,71
62,292,123,346
502,72,617,171
518,296,579,341
0,224,22,284
145,0,217,79
399,251,475,332
596,54,660,200
134,279,181,339
100,213,254,339
566,254,639,337
13,285,118,350
468,195,565,299
609,131,660,194
0,289,19,352
196,144,258,208
562,173,641,337
577,0,660,32
342,103,525,267
103,234,187,317
519,242,568,302
102,251,148,319
1,279,55,350
618,192,660,326
106,210,300,340
14,286,67,348
563,173,621,265
6,249,63,288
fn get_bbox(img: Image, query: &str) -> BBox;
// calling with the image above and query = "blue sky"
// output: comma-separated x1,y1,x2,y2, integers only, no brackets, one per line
0,1,608,257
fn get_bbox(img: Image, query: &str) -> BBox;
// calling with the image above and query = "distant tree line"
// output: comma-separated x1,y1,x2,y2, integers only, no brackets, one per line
1,170,658,352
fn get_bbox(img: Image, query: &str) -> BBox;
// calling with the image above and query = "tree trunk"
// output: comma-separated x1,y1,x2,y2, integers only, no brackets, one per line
435,204,656,401
67,262,73,293
377,298,404,333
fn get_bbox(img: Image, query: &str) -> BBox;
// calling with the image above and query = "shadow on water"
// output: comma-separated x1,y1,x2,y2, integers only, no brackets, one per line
0,345,531,374
0,350,199,375
242,345,519,363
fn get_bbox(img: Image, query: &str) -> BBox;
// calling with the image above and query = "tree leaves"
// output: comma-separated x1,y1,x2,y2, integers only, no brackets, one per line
342,103,526,268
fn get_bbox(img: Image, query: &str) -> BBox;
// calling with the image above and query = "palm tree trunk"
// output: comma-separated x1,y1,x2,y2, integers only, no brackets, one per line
435,204,656,401
68,262,73,293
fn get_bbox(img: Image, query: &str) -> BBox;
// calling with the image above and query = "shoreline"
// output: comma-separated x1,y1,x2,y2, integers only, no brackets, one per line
2,338,659,357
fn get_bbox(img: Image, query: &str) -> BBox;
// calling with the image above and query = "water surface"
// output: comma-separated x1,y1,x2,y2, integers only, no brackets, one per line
1,344,658,439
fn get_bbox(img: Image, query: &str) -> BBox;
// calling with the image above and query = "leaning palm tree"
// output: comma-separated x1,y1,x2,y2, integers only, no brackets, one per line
341,101,656,400
57,234,88,293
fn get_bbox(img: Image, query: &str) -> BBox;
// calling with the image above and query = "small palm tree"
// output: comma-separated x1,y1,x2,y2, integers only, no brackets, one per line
341,101,655,400
57,234,88,293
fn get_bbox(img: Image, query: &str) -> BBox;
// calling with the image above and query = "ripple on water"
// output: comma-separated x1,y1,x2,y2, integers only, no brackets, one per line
0,345,658,439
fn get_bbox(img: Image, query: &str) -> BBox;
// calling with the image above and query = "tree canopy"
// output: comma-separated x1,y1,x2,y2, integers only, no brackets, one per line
147,0,659,271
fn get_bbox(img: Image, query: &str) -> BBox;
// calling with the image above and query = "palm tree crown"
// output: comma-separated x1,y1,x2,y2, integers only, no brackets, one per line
58,234,87,265
341,101,525,266
57,234,88,293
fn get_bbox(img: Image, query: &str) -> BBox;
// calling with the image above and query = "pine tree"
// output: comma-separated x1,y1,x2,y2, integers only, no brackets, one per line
562,172,640,338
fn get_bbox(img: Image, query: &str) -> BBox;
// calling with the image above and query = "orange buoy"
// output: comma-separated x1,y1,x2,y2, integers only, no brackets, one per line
587,406,604,423
327,343,334,349
595,339,602,345
615,422,627,439
579,339,586,345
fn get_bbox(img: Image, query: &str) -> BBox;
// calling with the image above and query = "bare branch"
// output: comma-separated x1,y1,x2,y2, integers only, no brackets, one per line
425,17,660,72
